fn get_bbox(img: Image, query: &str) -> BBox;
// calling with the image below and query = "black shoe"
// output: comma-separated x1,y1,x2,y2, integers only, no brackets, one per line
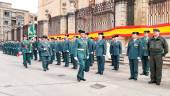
113,68,118,71
140,73,144,75
134,78,138,81
46,68,49,70
64,65,69,67
156,82,160,85
72,67,77,69
77,78,81,82
112,68,116,70
43,69,46,72
148,81,156,84
56,63,61,65
81,78,86,81
129,77,134,80
24,65,28,68
96,72,100,74
145,73,149,76
100,72,103,75
85,70,89,72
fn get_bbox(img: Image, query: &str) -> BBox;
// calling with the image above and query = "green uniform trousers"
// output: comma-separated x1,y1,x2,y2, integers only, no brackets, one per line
149,55,163,83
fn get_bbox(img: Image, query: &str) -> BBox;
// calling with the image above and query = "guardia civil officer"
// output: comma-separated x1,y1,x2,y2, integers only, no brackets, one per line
127,32,141,80
21,35,32,68
39,35,51,71
140,30,150,76
96,33,107,75
148,29,168,85
74,30,89,82
110,35,122,71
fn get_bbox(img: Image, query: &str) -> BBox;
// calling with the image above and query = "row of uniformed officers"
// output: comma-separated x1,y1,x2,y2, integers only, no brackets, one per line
1,29,168,85
1,41,21,56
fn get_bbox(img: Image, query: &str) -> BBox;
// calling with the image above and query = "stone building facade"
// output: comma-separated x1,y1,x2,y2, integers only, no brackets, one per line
37,0,170,36
0,1,37,41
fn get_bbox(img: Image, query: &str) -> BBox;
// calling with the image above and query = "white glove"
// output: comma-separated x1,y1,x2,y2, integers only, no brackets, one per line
66,50,69,52
91,52,94,54
87,56,89,59
19,52,22,55
44,48,47,50
137,57,141,60
74,57,78,61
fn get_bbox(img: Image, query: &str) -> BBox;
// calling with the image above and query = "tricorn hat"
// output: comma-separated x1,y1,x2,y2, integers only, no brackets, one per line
132,32,139,35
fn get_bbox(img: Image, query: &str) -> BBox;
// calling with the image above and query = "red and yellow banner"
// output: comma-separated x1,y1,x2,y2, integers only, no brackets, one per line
48,23,170,39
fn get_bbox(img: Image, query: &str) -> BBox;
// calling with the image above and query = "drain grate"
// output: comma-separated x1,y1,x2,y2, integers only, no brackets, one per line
90,83,106,89
57,74,66,77
3,85,13,88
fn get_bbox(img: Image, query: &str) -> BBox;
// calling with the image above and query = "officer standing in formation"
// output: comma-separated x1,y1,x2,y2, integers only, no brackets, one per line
74,30,89,82
148,29,168,85
21,36,32,68
39,35,51,71
2,41,21,56
63,35,70,67
49,38,56,64
85,33,95,72
127,32,141,80
1,28,169,85
96,33,107,75
37,37,42,61
69,36,78,69
55,37,62,65
140,30,150,76
32,37,38,60
110,35,122,71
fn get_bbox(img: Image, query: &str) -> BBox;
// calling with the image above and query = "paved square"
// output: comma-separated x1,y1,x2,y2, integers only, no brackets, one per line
0,52,170,96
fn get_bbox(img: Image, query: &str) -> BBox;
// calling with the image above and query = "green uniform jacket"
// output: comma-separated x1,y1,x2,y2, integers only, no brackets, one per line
140,37,149,56
63,40,70,52
21,40,32,53
127,39,141,59
95,39,107,56
148,36,168,56
69,41,76,55
39,41,51,56
110,40,122,56
74,38,89,59
32,41,38,51
87,38,95,54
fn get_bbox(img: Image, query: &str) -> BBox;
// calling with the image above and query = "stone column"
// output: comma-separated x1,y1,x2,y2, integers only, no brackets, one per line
60,15,67,34
43,20,49,36
14,28,17,41
20,26,23,41
8,31,12,41
115,0,128,26
134,0,149,25
68,12,76,34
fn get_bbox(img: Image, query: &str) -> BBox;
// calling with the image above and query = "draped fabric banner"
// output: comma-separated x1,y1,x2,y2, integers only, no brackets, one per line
28,23,37,39
48,23,170,39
